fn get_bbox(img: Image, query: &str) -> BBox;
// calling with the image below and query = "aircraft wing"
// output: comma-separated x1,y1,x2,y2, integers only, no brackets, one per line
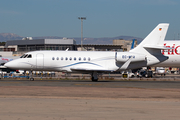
70,68,115,73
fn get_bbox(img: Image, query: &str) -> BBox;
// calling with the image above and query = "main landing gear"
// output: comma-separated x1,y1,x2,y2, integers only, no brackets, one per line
91,72,98,82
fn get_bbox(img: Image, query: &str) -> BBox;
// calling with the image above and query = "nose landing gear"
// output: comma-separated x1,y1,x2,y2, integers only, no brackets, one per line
29,71,34,81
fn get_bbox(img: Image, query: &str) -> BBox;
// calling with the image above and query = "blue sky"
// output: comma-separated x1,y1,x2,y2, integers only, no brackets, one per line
0,0,180,40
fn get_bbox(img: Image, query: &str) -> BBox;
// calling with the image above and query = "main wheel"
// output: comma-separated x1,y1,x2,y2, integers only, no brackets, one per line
91,77,98,82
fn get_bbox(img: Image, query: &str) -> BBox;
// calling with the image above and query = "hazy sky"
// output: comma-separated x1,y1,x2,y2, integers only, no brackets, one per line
0,0,180,40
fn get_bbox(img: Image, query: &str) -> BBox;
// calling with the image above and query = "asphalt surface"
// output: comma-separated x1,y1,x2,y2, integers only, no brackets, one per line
0,79,180,88
0,78,180,120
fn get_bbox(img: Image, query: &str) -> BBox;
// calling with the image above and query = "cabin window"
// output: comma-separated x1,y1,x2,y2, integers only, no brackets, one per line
88,57,91,61
84,57,86,61
79,57,81,61
61,57,63,60
69,57,72,60
57,57,59,60
52,57,55,60
74,57,76,60
65,57,68,60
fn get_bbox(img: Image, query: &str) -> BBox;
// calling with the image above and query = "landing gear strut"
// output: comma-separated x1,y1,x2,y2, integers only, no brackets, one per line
29,71,34,81
91,72,98,82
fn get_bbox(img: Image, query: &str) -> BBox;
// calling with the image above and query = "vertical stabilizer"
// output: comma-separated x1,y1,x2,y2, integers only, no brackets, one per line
130,23,169,55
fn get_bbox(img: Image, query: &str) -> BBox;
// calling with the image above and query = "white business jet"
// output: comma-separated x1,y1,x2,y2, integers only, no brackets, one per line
4,23,169,81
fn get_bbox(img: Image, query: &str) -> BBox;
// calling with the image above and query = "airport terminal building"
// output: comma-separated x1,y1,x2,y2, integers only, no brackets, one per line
3,38,125,54
5,38,77,52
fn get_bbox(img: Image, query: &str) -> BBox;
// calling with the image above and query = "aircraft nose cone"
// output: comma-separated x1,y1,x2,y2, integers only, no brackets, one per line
4,61,17,69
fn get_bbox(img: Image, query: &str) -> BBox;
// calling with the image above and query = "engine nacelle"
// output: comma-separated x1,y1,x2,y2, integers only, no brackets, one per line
116,52,146,62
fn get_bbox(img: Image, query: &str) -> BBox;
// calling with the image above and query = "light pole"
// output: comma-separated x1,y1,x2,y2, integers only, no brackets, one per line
78,17,86,51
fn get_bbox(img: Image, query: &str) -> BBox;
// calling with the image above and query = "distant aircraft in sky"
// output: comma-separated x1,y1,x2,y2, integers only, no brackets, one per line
4,23,169,81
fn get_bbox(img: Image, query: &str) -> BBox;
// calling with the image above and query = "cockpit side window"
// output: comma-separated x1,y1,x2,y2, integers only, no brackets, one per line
27,54,32,58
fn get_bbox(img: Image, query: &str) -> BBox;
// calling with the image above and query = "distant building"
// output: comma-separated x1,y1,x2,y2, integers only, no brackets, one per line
5,38,76,53
1,38,135,57
113,39,137,51
76,44,123,51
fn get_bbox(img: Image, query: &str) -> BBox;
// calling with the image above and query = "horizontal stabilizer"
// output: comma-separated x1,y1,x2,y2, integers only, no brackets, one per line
143,45,173,50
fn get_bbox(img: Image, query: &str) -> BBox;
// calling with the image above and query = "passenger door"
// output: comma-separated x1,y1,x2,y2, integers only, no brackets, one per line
36,53,44,69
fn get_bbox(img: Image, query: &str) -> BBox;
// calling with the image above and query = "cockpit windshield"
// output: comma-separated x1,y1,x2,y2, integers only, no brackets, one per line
24,54,28,58
20,54,32,58
20,54,25,58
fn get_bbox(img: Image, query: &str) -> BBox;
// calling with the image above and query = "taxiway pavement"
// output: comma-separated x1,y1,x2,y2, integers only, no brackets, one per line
0,79,180,120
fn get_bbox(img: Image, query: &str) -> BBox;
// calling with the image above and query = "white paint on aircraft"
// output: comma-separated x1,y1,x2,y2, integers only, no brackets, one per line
4,23,170,81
